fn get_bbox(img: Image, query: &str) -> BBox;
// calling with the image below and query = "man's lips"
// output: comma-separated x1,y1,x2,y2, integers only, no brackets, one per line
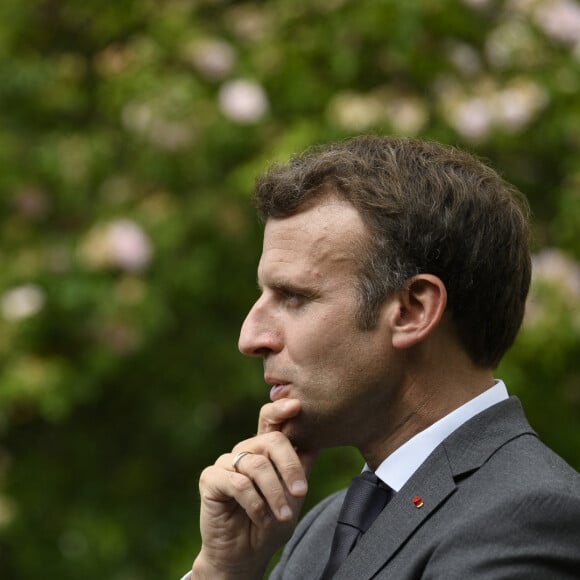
266,379,290,401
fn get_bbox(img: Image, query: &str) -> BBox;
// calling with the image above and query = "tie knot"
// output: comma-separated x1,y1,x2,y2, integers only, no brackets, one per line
320,472,394,579
338,472,392,533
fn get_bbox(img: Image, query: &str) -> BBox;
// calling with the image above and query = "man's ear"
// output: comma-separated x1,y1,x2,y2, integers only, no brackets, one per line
390,274,447,350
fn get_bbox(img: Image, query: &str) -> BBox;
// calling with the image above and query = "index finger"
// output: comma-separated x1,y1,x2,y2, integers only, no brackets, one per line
257,398,319,479
257,398,301,435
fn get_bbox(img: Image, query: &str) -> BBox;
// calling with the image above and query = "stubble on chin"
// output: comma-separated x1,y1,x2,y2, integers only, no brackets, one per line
278,413,308,451
281,410,331,454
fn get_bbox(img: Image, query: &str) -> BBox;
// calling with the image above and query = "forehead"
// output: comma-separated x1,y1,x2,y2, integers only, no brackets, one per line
258,198,366,285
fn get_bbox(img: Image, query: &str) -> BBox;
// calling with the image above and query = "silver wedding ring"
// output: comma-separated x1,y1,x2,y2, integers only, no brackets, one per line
232,450,253,472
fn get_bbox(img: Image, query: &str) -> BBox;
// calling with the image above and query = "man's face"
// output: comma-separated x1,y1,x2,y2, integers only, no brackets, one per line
238,197,401,452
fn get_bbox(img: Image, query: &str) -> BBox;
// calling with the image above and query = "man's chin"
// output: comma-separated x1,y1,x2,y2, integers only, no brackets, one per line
281,416,324,453
279,419,308,450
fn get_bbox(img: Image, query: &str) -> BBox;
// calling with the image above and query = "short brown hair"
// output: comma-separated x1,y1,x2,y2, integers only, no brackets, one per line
254,135,531,368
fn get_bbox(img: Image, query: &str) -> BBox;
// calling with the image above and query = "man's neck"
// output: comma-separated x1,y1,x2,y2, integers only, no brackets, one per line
361,369,496,471
372,381,508,491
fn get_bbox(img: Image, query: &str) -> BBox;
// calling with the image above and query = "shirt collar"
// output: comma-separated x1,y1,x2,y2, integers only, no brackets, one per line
368,381,509,492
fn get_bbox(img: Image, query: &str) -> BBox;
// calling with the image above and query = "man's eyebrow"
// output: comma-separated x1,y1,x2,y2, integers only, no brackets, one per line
257,278,319,295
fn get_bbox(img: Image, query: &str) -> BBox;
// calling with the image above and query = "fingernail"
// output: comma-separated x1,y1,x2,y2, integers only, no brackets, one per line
291,480,307,494
279,505,292,520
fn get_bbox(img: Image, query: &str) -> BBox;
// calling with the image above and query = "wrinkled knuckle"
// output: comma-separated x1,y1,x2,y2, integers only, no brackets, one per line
249,454,271,472
217,453,230,464
230,472,253,493
281,458,302,475
198,465,214,486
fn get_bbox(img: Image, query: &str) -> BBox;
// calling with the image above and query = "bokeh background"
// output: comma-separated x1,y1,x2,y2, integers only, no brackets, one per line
0,0,579,577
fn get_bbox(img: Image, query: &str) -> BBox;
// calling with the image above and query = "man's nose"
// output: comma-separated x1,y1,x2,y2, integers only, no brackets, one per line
238,299,282,357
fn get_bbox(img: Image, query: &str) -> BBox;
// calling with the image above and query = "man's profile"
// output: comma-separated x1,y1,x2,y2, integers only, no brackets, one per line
185,136,580,579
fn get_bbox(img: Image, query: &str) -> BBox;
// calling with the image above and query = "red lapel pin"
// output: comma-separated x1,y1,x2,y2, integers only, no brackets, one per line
412,495,424,508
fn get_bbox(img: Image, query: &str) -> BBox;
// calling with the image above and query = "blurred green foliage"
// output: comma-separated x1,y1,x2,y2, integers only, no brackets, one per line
0,0,579,577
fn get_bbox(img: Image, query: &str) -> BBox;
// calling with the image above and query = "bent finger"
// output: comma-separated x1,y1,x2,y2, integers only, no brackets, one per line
231,432,308,499
229,451,296,521
257,398,301,435
199,465,273,527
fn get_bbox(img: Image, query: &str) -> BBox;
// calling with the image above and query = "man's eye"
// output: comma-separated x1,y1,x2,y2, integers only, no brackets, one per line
281,291,307,307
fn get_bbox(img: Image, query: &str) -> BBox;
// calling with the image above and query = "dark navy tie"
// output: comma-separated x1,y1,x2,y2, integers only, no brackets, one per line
321,471,393,579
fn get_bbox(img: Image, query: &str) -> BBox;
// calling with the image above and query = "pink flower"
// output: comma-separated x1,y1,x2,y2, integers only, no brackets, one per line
218,79,269,124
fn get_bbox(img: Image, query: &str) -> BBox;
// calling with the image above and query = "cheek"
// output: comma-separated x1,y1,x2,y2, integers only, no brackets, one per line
288,308,365,370
310,322,357,360
299,313,347,348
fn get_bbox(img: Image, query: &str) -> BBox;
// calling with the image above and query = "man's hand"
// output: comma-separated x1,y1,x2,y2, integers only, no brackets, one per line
191,399,318,579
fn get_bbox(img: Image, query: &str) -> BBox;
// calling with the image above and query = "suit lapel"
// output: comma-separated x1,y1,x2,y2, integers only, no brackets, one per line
334,397,536,580
335,445,456,580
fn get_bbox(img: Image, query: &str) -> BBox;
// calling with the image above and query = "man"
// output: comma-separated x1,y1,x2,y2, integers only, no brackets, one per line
186,136,580,579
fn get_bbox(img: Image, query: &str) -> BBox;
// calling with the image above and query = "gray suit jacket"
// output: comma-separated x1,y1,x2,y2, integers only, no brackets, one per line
270,397,580,579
